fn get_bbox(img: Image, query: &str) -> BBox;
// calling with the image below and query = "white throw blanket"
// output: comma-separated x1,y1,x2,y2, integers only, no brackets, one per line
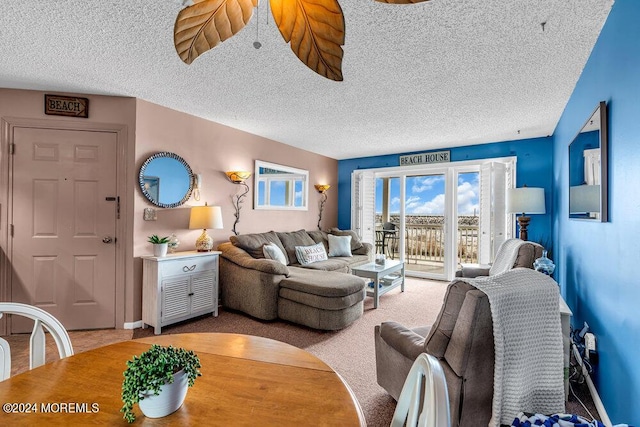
489,238,528,275
461,268,565,426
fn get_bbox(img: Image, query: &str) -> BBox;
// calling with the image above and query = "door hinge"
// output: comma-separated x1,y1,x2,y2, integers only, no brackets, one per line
10,224,14,237
9,143,15,155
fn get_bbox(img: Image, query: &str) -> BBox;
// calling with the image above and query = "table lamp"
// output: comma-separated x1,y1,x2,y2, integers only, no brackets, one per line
189,203,223,251
507,186,545,241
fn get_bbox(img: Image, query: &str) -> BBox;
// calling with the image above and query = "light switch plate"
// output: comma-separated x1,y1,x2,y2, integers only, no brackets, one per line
143,208,157,221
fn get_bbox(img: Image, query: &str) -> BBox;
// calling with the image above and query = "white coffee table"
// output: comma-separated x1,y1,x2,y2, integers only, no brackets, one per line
352,260,405,308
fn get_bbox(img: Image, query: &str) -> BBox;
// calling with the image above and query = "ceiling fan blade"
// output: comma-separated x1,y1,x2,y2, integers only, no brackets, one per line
270,0,345,81
174,0,258,65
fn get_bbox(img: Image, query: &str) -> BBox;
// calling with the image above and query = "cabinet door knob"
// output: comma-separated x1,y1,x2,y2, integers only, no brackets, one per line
182,265,196,272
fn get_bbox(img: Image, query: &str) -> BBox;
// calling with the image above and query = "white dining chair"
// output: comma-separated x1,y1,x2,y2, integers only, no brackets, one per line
0,302,74,380
390,353,451,427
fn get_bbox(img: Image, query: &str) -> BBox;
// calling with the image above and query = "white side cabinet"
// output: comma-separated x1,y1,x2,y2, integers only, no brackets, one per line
142,251,220,335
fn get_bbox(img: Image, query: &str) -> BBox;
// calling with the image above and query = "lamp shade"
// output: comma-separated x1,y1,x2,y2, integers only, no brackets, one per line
570,184,600,213
507,187,546,214
314,184,330,193
226,171,251,184
189,205,223,230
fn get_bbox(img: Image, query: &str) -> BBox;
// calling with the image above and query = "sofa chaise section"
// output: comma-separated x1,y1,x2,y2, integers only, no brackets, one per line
218,229,373,330
279,267,367,330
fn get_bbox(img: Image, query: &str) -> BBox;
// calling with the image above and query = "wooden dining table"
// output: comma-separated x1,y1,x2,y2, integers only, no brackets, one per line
0,333,366,426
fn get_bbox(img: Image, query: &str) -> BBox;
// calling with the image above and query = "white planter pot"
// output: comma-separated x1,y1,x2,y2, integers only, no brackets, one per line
153,243,168,258
138,369,189,419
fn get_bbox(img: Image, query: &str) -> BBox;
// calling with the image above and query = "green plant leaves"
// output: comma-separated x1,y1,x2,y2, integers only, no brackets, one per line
121,345,201,423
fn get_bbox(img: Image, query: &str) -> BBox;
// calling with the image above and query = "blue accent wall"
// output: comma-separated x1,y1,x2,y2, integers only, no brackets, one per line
553,0,640,423
338,137,554,242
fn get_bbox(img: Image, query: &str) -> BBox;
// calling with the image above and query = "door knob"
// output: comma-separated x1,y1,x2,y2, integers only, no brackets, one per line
102,236,114,244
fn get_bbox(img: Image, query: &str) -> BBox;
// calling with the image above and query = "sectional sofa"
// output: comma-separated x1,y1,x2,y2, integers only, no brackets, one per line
218,229,373,330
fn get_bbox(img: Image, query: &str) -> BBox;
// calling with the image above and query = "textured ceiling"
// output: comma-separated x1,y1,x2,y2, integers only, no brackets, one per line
0,0,613,160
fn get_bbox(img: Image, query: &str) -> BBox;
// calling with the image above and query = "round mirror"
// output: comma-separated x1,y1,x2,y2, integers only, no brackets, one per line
139,152,193,208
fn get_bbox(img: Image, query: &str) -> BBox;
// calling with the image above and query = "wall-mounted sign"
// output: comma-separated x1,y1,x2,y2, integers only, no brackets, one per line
44,94,89,118
400,150,450,166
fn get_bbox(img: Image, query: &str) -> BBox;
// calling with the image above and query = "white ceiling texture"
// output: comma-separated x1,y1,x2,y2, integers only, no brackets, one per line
0,0,613,160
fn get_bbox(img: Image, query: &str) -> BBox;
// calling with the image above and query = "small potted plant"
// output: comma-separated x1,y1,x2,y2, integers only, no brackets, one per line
148,235,170,257
121,344,201,423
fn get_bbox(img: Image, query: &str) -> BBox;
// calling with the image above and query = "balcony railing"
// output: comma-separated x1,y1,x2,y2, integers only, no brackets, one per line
377,216,478,266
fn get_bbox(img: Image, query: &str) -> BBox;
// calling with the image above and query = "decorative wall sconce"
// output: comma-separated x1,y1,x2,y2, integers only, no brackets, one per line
192,173,202,201
314,184,330,230
226,171,252,235
507,186,545,241
189,203,223,251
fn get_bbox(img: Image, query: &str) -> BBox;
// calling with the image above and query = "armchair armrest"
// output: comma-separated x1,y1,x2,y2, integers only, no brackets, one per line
379,321,429,361
455,263,491,278
218,242,290,276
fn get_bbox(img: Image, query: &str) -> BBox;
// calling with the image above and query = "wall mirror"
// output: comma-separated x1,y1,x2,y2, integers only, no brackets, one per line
254,160,308,210
569,101,608,221
139,152,193,208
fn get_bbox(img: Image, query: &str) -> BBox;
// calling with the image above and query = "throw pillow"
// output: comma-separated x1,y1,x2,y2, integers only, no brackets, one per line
328,234,352,257
295,242,328,265
263,243,287,266
329,228,364,251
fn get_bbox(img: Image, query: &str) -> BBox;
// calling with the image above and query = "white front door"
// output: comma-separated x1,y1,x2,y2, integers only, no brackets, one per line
10,127,118,331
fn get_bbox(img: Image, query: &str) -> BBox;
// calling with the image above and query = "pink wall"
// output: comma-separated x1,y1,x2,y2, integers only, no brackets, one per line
1,89,338,326
134,99,338,257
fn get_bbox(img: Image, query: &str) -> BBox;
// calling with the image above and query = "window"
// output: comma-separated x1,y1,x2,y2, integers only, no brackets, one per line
254,160,308,210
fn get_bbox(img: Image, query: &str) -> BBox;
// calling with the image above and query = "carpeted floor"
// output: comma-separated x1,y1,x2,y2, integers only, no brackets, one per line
5,276,600,426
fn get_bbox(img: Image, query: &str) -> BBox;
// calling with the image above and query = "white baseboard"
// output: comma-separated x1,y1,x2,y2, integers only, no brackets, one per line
123,320,143,330
572,344,611,427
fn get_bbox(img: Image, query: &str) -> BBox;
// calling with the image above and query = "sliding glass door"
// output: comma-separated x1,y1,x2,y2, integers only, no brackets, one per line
357,159,513,280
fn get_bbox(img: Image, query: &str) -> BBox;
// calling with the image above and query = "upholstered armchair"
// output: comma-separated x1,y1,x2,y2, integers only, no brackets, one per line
374,279,494,426
456,238,543,278
375,267,564,427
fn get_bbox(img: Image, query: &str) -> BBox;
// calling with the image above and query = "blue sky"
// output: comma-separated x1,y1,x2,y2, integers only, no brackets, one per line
375,172,479,215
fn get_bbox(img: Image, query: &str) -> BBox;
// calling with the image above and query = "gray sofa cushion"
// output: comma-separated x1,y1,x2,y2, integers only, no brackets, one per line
230,231,288,262
277,230,316,265
307,230,330,252
218,242,290,276
282,267,366,297
295,257,350,271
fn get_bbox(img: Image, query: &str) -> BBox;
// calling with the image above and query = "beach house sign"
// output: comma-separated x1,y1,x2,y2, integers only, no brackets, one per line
399,151,450,166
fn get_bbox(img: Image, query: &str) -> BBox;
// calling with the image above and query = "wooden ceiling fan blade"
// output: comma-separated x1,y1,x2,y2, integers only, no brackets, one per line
174,0,258,65
270,0,345,81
